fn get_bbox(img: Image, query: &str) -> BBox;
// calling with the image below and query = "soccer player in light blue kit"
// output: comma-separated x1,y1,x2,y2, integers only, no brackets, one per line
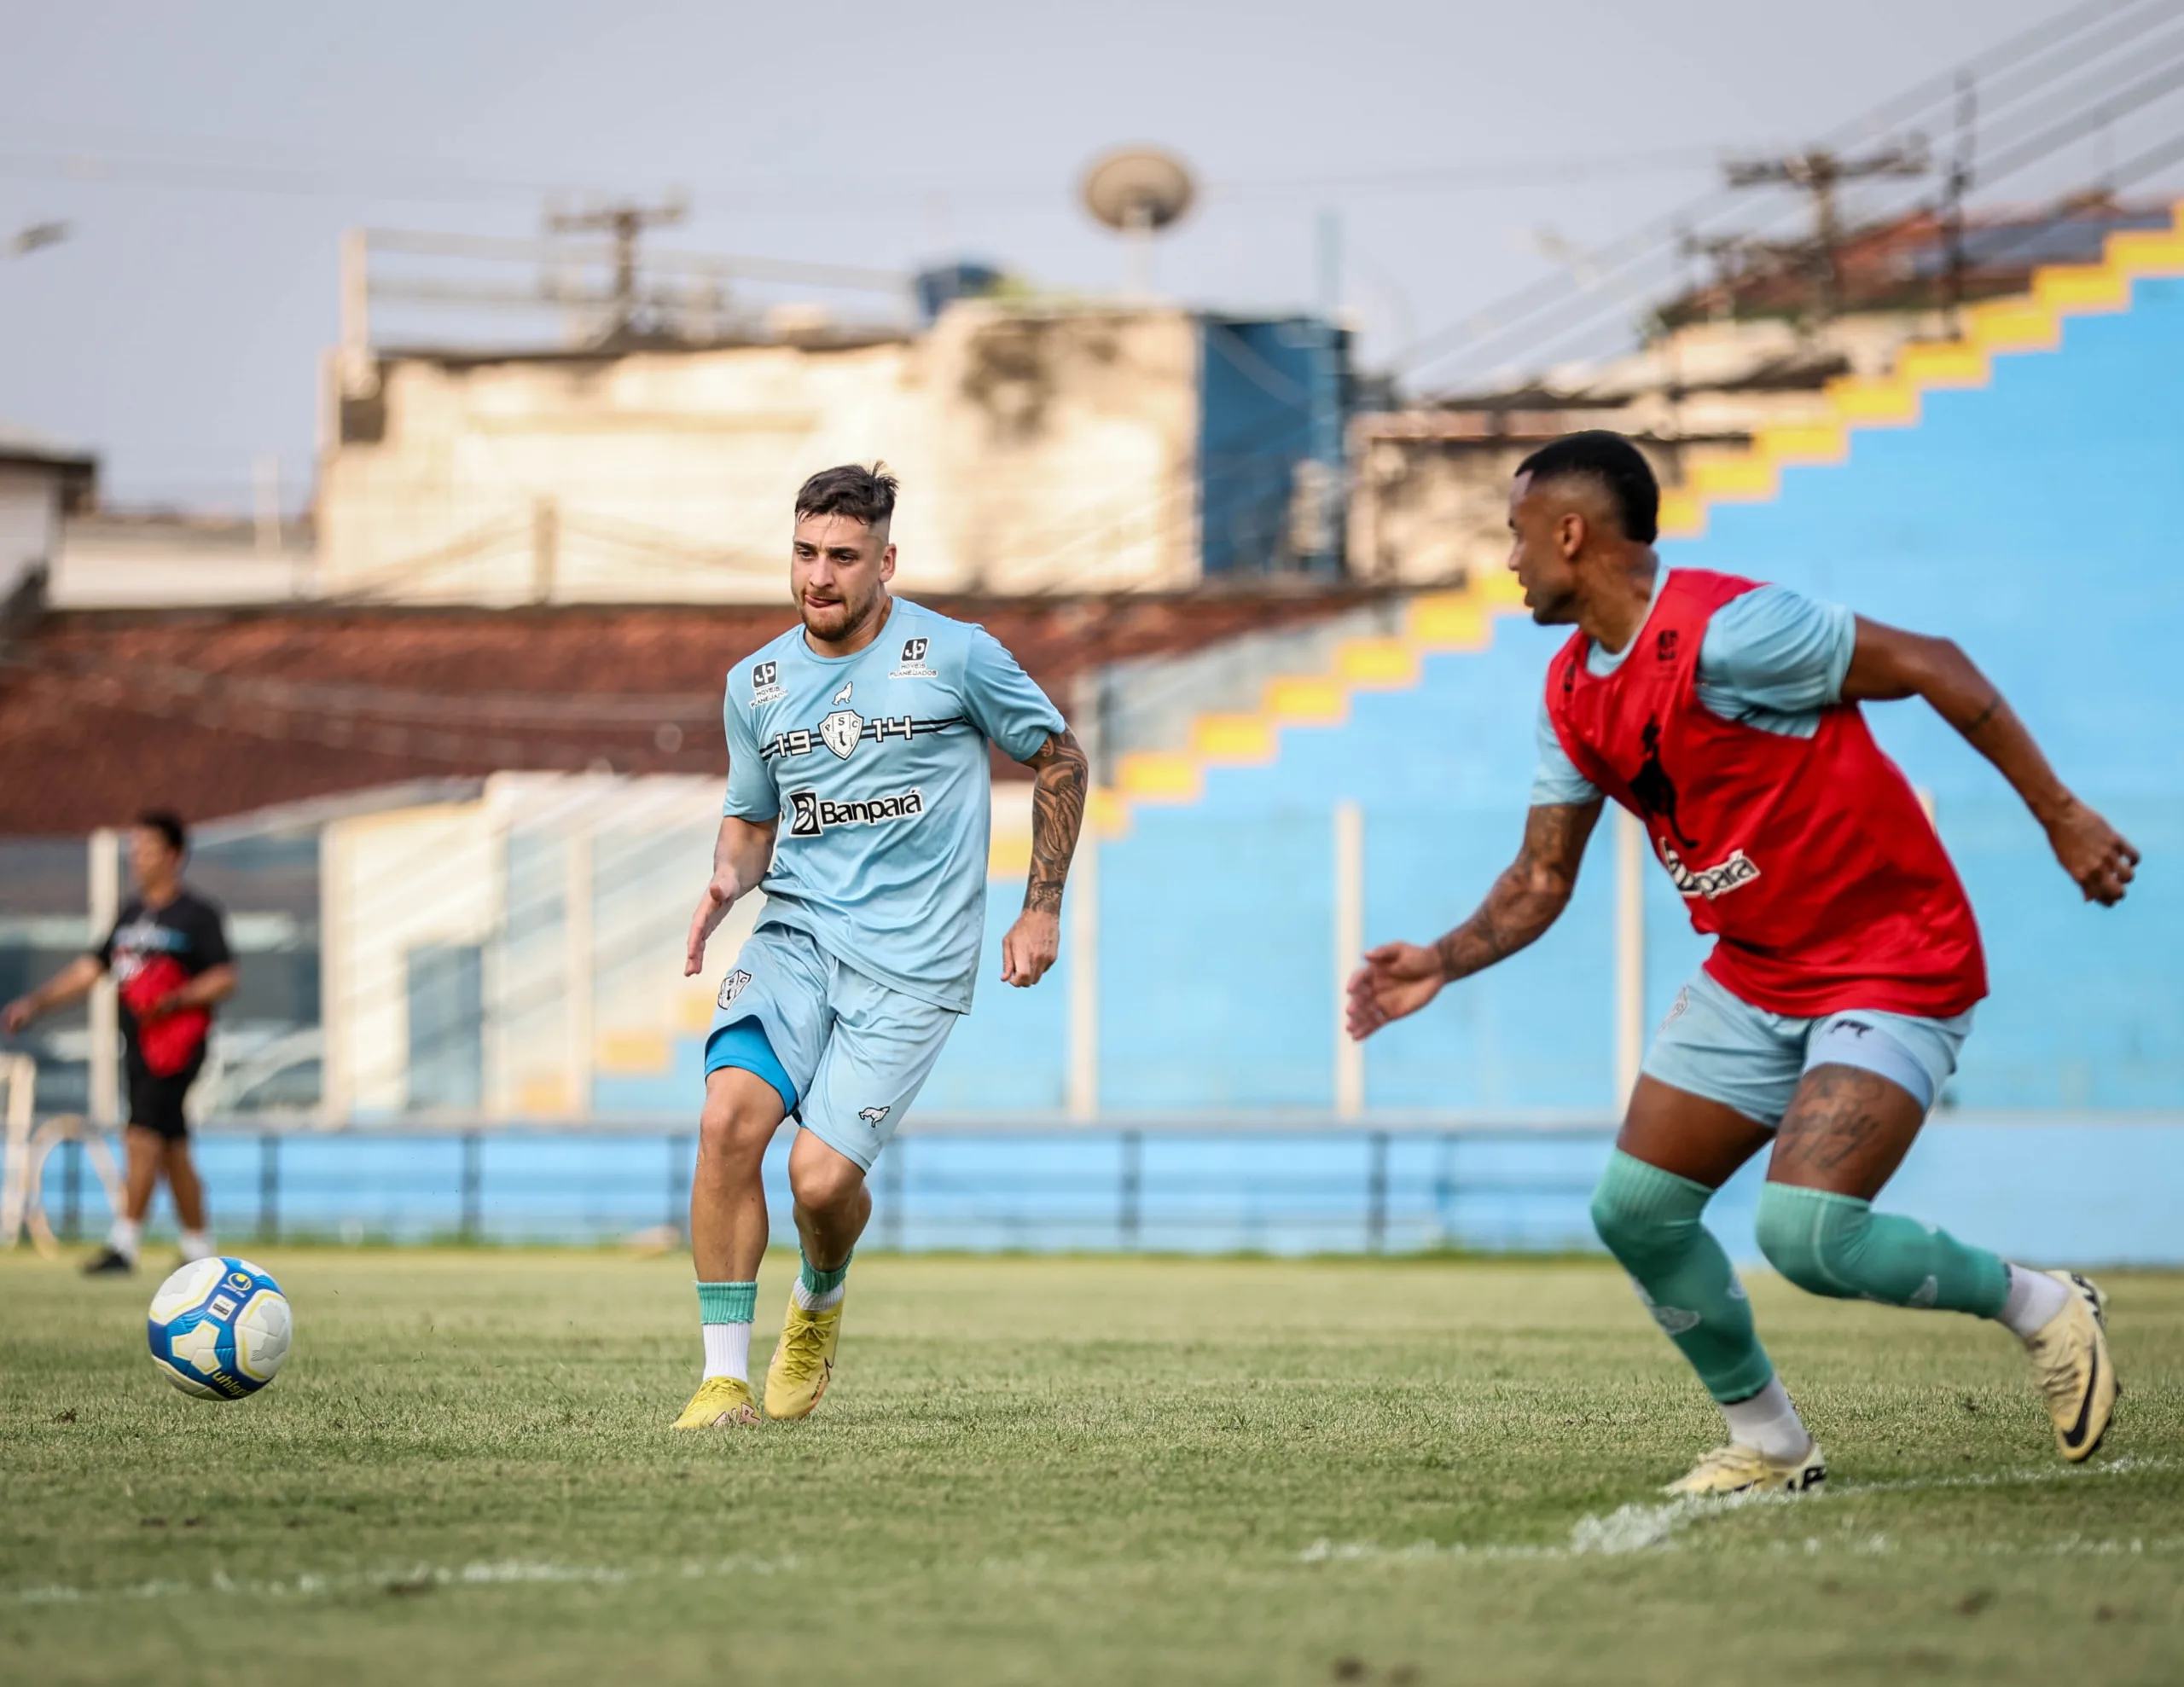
674,464,1087,1429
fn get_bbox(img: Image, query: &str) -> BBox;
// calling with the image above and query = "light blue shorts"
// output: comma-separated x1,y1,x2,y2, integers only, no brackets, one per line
704,922,959,1172
1642,968,1973,1128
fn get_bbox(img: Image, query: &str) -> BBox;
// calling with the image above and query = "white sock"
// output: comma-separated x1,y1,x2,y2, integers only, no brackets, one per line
1998,1264,2071,1340
108,1219,142,1261
178,1229,214,1263
1720,1377,1813,1461
702,1321,752,1383
791,1279,846,1313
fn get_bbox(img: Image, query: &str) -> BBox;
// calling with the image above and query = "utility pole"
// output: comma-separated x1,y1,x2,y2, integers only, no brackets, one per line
544,194,688,339
1722,141,1929,317
1943,75,1978,333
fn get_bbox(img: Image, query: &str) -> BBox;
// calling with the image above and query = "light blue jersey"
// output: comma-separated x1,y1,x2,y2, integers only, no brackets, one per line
723,596,1065,1013
1531,576,1856,806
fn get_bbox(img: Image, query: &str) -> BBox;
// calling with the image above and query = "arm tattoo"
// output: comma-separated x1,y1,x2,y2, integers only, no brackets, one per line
1022,729,1089,915
1432,801,1600,983
1960,693,2002,737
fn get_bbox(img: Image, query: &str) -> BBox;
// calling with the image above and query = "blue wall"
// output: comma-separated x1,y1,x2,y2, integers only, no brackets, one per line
53,1119,2184,1261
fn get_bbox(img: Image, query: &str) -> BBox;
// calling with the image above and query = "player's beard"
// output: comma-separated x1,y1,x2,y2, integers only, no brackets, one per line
1523,575,1580,625
799,578,885,645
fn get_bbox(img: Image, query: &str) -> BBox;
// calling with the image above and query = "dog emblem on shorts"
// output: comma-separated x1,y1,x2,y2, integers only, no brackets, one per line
857,1105,891,1126
819,707,864,759
717,969,752,1009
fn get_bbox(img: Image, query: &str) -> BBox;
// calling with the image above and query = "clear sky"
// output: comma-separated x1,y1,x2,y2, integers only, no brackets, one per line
0,0,2163,511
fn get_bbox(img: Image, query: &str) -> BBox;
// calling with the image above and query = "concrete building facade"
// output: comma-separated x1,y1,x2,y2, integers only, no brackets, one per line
318,304,1209,603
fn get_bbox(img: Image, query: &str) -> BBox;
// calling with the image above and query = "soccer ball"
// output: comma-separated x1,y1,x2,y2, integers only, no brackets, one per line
147,1257,293,1400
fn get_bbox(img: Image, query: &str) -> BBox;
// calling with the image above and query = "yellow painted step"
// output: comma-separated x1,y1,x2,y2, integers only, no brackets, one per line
1194,712,1278,763
2035,262,2130,315
1824,375,1921,426
2106,229,2184,275
1896,341,1989,390
1687,452,1779,502
1410,594,1489,647
1966,298,2059,354
1089,788,1134,838
1753,420,1849,467
1657,488,1707,540
1117,750,1203,803
1263,674,1348,724
598,1032,671,1075
1336,637,1420,689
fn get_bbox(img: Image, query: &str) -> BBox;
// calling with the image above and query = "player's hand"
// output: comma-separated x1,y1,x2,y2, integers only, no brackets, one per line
136,990,177,1021
2046,796,2140,906
683,878,737,977
2,996,34,1035
1345,942,1446,1041
1001,908,1060,988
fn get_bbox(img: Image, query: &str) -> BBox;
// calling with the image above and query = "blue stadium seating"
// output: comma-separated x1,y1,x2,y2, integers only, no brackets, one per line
920,277,2184,1116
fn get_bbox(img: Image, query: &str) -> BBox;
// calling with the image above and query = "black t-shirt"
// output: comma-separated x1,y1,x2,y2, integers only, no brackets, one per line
96,889,232,1051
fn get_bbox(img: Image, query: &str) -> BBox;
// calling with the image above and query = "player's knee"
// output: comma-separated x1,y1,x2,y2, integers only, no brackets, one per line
1754,1182,1863,1299
696,1089,774,1167
1589,1155,1701,1272
788,1150,864,1215
1589,1180,1653,1266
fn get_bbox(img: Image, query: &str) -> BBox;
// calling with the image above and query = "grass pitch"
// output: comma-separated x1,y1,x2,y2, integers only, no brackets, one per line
3,1249,2180,1686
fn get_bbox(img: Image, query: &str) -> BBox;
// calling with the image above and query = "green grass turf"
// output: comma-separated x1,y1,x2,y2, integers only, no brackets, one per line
2,1249,2180,1686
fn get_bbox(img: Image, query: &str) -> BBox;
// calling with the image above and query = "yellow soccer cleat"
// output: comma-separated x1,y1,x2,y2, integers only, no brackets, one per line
764,1296,843,1421
1665,1441,1827,1498
672,1375,762,1429
2023,1269,2117,1463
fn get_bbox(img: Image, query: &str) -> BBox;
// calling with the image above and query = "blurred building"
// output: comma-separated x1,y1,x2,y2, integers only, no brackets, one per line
319,301,1349,603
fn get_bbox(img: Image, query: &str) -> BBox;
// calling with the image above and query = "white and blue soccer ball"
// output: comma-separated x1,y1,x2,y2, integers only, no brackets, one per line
147,1257,293,1400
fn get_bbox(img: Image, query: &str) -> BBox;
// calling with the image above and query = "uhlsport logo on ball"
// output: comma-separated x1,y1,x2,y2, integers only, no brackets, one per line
146,1256,293,1400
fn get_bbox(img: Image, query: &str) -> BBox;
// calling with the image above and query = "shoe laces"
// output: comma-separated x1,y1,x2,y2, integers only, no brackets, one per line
775,1312,830,1382
1687,1443,1757,1479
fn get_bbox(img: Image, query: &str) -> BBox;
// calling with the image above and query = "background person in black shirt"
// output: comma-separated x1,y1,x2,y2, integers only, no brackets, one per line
4,811,236,1274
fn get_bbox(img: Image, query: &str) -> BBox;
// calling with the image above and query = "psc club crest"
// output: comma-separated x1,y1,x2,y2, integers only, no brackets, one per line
819,708,864,759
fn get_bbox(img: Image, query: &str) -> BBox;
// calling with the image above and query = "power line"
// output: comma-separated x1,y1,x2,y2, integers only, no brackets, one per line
1391,0,2184,386
0,135,1731,213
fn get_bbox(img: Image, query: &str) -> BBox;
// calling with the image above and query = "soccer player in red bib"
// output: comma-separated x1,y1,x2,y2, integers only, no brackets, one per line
1347,432,2138,1495
4,811,236,1275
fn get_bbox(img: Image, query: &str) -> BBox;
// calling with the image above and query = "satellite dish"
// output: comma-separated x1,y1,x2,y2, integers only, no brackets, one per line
1081,148,1195,299
1081,147,1197,234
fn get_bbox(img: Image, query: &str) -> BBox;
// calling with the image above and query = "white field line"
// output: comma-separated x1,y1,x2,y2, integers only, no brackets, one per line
12,1457,2178,1605
9,1553,798,1607
1298,1452,2179,1565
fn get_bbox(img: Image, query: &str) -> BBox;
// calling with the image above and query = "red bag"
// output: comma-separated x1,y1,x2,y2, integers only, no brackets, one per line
120,954,211,1077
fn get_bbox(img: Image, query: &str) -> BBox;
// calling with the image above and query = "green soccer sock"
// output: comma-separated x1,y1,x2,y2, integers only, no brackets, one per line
1590,1150,1776,1405
794,1248,850,1311
695,1280,757,1382
1754,1184,2010,1316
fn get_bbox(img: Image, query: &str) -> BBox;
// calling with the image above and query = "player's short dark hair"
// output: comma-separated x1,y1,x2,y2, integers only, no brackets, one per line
1515,431,1659,545
136,809,187,855
795,462,898,529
